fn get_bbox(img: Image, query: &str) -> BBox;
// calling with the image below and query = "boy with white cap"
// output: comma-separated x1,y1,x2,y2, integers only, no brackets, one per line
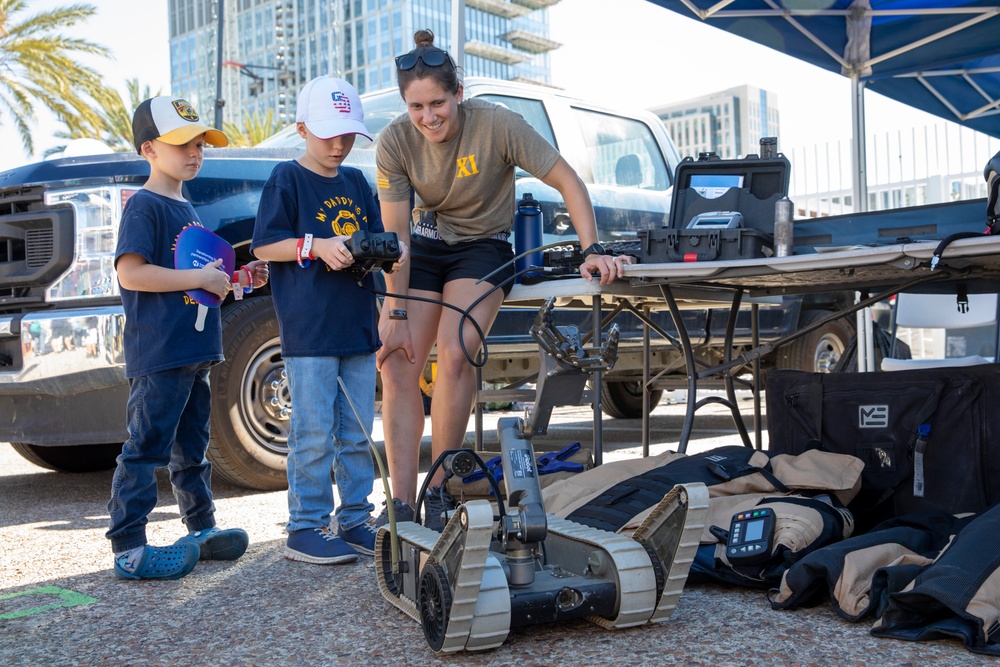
252,76,407,564
108,96,268,579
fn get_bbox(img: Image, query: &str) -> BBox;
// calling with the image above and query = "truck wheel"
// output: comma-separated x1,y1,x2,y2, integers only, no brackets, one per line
209,297,290,490
600,380,664,419
775,310,852,373
9,442,121,473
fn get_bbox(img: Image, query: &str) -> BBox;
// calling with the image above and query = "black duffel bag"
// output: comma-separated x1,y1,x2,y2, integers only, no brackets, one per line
765,365,1000,532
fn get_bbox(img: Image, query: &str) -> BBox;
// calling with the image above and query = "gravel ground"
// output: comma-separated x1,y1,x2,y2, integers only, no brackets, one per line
0,398,987,666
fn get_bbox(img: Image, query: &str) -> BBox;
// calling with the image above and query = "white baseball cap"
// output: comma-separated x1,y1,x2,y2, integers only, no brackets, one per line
296,76,371,140
132,96,228,154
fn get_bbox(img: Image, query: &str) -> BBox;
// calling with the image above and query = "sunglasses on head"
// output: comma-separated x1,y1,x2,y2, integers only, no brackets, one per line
395,49,452,71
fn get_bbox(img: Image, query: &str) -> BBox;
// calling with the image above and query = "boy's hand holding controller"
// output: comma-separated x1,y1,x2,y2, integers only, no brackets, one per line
312,235,356,271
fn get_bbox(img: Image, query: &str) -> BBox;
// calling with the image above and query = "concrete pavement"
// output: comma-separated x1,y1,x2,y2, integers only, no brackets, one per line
0,399,985,666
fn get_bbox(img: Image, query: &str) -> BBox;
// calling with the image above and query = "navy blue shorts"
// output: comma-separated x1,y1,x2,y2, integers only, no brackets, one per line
409,235,516,297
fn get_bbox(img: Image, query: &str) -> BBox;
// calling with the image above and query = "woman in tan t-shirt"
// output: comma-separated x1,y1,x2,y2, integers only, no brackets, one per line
374,29,628,529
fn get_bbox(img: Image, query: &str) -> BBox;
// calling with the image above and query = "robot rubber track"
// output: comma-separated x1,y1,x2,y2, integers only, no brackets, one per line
375,482,709,654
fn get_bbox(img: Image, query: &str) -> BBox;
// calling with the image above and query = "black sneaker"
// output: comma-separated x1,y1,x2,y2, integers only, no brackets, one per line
422,485,456,532
374,498,415,527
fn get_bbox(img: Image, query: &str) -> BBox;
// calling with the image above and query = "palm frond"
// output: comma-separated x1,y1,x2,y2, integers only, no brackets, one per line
0,1,116,157
224,109,283,147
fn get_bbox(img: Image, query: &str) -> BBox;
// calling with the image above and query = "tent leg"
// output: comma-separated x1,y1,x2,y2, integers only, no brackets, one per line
851,74,875,370
851,74,869,213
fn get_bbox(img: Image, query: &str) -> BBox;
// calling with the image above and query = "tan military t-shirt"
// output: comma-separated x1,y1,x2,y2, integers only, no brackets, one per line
376,98,561,244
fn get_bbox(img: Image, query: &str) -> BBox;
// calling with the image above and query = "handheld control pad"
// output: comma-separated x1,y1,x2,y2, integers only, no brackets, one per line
344,230,401,274
725,506,775,566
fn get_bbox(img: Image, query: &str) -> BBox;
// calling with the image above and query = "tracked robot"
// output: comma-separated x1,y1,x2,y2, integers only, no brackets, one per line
373,298,709,653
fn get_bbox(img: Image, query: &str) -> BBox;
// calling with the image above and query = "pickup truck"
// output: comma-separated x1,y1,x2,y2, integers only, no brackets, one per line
0,77,853,490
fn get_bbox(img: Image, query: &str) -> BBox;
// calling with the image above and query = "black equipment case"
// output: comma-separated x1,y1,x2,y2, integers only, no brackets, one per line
765,365,1000,532
637,150,791,262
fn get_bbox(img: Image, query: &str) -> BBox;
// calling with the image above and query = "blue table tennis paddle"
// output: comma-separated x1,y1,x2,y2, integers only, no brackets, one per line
174,225,235,330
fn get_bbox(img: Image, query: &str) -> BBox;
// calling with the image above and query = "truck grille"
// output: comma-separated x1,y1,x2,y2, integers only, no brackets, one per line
25,229,54,268
0,186,74,291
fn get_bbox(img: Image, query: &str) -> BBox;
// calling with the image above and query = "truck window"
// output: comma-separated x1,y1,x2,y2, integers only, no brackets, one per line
570,108,671,192
476,94,557,147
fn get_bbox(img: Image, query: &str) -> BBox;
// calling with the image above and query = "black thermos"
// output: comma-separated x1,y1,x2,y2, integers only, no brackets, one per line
514,193,543,283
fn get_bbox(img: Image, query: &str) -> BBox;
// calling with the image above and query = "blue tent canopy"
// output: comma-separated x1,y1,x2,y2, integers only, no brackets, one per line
644,0,1000,209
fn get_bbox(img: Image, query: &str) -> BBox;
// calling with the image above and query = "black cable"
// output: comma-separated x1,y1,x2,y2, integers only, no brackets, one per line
450,262,575,366
351,237,620,365
476,240,582,286
354,262,549,367
930,231,987,271
415,448,507,527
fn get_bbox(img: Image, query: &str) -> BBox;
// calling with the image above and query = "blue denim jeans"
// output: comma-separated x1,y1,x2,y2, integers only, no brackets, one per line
284,354,376,533
106,362,216,552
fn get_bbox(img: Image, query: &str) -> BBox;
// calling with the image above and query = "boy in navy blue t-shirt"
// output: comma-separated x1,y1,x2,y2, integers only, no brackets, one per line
107,97,268,580
252,76,407,564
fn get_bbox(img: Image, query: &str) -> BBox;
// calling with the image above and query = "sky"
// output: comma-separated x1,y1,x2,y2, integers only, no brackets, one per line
0,0,946,174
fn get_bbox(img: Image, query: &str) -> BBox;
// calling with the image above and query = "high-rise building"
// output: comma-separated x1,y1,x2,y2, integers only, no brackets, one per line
649,85,780,160
168,0,562,129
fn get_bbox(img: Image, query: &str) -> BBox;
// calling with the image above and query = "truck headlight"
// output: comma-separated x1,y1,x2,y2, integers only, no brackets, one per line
43,187,139,302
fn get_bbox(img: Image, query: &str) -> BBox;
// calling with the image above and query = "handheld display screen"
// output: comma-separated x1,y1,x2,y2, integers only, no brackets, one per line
743,518,765,542
688,211,743,229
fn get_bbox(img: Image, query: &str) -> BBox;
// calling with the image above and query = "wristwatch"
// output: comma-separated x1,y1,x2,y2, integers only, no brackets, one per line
581,242,606,259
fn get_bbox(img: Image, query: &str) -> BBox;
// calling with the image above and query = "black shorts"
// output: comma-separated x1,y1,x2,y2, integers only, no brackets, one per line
409,235,516,297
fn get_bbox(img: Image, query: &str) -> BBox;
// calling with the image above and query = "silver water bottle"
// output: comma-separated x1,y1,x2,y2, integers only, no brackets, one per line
774,196,794,257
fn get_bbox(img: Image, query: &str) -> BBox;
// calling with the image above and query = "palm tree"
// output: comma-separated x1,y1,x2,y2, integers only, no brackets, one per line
0,1,116,156
45,78,161,156
224,109,284,147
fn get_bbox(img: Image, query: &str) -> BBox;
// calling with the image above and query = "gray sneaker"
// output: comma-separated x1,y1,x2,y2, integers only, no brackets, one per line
374,498,415,527
422,485,456,532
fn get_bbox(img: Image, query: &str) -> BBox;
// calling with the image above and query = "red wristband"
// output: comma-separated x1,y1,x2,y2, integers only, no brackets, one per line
296,234,314,268
230,266,254,300
232,266,254,290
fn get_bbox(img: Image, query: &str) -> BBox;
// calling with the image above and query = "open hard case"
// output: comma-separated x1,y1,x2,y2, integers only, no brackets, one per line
638,144,791,263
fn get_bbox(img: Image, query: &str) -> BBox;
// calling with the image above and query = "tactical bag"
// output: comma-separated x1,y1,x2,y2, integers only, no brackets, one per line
765,365,1000,532
543,445,863,531
772,510,971,620
872,503,1000,656
772,505,1000,657
540,445,862,590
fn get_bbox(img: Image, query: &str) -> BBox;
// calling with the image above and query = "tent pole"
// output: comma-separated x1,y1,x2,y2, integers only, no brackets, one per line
851,74,875,370
851,74,869,213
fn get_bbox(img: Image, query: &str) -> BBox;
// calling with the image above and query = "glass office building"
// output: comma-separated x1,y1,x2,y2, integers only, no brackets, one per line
168,0,561,128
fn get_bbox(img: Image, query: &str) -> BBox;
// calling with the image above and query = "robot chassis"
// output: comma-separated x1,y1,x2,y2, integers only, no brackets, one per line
374,298,710,654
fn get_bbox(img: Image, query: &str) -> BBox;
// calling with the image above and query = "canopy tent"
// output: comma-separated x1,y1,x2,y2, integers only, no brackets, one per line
643,0,1000,212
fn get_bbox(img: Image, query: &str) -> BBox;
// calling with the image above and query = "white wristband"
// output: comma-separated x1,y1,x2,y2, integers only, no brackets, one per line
302,233,313,259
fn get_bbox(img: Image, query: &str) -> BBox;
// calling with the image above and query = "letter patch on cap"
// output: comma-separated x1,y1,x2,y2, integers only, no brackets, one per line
331,91,351,113
173,99,200,122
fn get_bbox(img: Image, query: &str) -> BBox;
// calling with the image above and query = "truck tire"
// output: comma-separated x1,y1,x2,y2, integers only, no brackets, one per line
775,310,852,373
209,297,290,490
9,442,121,473
600,380,664,419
